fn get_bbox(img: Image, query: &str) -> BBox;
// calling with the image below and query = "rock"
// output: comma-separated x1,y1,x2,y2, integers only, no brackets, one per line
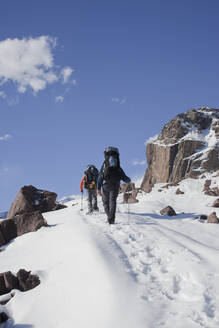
196,215,208,220
0,273,9,296
162,182,179,189
123,191,139,204
207,212,219,224
160,206,177,216
122,184,139,204
4,272,19,291
0,211,47,247
8,185,59,219
17,269,40,292
141,108,219,192
0,219,17,245
52,203,67,211
120,183,136,193
0,270,40,296
0,312,8,323
0,230,5,246
15,211,48,236
176,188,184,194
203,180,212,191
212,199,219,207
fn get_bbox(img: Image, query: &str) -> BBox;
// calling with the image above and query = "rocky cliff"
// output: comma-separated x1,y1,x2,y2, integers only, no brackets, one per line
141,107,219,192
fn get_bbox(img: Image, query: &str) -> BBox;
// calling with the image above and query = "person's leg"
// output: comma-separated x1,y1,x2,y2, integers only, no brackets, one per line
102,185,110,220
87,189,93,213
108,188,119,224
92,189,98,211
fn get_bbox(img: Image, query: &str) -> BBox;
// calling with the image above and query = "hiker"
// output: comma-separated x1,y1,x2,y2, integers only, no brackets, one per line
80,165,99,214
97,147,131,224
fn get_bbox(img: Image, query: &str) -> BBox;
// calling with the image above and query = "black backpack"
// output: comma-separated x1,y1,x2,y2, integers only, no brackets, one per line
84,165,99,189
102,147,122,183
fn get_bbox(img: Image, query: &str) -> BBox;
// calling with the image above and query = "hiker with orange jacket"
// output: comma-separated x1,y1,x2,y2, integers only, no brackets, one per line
80,165,99,214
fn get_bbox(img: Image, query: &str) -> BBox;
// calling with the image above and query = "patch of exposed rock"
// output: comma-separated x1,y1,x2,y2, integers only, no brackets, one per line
207,212,219,224
141,107,219,192
8,185,67,219
0,269,40,296
0,211,47,247
160,206,177,216
121,183,139,204
203,180,219,196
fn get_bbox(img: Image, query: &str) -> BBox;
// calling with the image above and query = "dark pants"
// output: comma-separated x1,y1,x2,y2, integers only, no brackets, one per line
87,189,98,212
102,184,119,223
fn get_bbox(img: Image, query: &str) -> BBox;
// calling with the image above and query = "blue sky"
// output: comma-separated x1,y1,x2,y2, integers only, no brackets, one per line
1,0,219,210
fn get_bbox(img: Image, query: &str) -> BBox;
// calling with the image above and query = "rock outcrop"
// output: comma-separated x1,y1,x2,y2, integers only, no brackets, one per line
141,108,219,192
121,183,139,204
0,269,40,296
207,212,219,224
8,185,66,219
160,206,177,216
0,211,47,247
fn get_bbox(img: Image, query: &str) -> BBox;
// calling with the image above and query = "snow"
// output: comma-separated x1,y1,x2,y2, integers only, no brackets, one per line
1,175,219,327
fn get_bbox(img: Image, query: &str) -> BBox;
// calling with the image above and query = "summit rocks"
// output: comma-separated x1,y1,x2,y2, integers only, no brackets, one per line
8,185,66,219
141,107,219,192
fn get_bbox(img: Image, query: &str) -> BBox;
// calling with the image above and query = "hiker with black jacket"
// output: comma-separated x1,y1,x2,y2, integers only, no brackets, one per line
97,147,131,224
80,165,99,214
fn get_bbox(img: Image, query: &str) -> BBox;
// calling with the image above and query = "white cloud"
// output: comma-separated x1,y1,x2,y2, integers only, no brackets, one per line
55,95,64,103
61,67,74,84
0,134,12,141
0,90,6,99
0,36,74,95
112,97,126,104
132,160,146,166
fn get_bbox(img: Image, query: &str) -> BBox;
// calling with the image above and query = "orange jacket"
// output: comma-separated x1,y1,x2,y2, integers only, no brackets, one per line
80,175,85,192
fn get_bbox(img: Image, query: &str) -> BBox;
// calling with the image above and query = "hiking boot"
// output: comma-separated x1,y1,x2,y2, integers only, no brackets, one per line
86,210,93,215
93,207,99,212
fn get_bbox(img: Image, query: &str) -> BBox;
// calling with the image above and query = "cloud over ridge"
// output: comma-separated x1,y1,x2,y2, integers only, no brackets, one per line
0,36,74,94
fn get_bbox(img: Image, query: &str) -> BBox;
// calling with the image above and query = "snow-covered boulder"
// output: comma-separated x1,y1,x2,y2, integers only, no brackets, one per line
141,107,219,192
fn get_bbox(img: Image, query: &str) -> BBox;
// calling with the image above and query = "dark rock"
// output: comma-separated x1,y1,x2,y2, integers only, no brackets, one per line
0,312,8,323
0,219,17,245
4,271,19,290
122,184,139,204
176,188,184,194
15,211,48,236
8,185,59,219
52,203,67,211
160,206,177,216
17,269,40,292
0,230,5,246
0,274,9,296
141,108,219,192
212,199,219,208
120,183,136,193
207,212,219,224
0,212,47,247
203,180,212,191
123,191,139,204
196,215,208,220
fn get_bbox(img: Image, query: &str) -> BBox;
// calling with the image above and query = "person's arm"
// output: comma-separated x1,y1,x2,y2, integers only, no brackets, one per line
96,166,104,195
120,167,131,183
80,175,84,192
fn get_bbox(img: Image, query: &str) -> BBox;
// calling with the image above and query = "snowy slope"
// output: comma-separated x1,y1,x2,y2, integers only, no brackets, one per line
1,174,219,328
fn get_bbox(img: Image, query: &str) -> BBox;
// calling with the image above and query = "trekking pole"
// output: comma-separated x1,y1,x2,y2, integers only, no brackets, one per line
81,191,84,211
